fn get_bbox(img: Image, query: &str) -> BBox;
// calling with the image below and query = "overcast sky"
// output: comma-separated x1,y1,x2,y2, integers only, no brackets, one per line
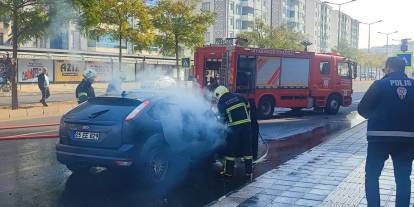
335,0,412,49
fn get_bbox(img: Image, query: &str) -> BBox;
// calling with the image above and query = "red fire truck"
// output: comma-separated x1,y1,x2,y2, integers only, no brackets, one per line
194,45,356,119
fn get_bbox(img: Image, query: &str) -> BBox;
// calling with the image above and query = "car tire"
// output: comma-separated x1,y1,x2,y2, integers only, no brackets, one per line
325,95,341,115
258,96,275,119
66,164,90,174
142,144,171,185
138,134,175,186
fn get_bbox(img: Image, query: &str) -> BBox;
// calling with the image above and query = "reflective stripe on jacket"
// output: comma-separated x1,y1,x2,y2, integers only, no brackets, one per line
76,79,95,104
217,92,251,127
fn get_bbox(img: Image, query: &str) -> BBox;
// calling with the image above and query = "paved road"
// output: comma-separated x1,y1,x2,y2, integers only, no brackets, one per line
0,92,366,207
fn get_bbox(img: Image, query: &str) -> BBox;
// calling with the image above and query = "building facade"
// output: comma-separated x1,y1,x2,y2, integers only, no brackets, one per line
272,0,306,33
200,0,271,44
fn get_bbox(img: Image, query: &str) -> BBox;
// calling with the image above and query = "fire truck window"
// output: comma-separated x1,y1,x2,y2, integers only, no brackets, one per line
320,61,330,75
237,56,256,93
338,62,351,77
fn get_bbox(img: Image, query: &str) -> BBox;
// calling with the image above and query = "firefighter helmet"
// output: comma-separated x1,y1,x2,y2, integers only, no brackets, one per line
83,69,97,80
214,85,229,100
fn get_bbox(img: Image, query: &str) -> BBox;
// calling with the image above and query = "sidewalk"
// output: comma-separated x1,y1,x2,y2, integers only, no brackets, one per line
0,101,76,121
0,83,109,97
209,122,412,207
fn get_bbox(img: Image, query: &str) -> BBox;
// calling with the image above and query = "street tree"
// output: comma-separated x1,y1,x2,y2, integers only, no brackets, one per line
335,41,387,69
239,20,304,51
0,0,70,109
152,0,215,80
74,0,154,71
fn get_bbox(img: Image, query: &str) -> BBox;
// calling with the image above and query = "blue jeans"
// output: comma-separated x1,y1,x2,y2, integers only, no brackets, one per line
365,142,414,207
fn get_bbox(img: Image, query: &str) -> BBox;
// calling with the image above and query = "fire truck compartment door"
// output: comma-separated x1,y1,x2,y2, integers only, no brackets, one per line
256,56,281,88
280,58,310,88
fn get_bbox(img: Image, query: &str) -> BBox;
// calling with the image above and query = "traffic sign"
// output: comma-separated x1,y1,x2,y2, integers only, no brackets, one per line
396,52,413,70
181,58,190,68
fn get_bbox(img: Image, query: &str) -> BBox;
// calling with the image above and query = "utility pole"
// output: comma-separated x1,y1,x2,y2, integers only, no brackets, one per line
378,31,398,56
360,20,383,53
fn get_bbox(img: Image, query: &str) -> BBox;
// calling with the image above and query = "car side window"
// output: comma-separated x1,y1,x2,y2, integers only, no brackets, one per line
320,61,330,75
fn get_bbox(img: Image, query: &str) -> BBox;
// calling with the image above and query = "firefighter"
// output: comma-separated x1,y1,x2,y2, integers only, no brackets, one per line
76,69,96,104
358,57,414,207
214,85,253,179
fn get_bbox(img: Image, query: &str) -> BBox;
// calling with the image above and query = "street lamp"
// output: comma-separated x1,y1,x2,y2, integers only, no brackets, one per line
323,0,357,48
360,20,383,53
378,31,398,56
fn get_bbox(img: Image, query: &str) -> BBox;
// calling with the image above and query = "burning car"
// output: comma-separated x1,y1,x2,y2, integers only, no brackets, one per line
56,88,238,184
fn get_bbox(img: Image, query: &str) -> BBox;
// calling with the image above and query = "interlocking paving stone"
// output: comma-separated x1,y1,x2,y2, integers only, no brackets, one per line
208,122,414,207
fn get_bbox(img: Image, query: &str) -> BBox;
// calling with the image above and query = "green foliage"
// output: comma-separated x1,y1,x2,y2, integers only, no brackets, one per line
335,41,387,68
152,0,215,57
75,0,154,51
239,19,304,51
0,0,55,45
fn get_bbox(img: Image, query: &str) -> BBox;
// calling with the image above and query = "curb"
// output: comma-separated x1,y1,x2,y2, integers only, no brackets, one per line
0,134,59,141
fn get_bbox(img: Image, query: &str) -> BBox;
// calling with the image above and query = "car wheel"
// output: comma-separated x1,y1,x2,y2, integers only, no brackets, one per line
66,164,90,174
325,95,341,115
147,146,170,183
258,96,275,119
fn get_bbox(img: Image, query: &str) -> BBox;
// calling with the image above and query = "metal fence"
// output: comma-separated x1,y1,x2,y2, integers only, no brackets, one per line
356,65,384,81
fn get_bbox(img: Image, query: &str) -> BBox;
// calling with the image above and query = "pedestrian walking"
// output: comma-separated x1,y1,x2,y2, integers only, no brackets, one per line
37,68,50,107
358,57,414,207
214,85,254,180
76,69,96,104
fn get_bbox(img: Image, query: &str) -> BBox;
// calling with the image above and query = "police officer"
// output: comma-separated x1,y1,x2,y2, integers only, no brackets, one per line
358,57,414,207
214,85,253,179
76,69,96,104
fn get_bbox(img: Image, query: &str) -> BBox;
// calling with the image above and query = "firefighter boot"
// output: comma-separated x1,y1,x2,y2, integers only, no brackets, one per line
220,157,235,177
243,156,253,182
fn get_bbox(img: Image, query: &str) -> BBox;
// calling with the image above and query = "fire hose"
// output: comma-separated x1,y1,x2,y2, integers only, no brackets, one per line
253,131,269,164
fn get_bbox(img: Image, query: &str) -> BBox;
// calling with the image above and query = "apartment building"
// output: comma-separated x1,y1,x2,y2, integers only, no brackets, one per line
303,0,358,52
0,17,11,47
272,0,306,33
200,0,271,44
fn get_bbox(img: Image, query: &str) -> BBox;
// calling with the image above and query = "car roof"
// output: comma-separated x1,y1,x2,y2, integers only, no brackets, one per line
102,89,167,101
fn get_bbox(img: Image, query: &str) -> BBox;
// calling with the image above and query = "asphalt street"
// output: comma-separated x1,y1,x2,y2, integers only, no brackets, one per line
0,92,366,207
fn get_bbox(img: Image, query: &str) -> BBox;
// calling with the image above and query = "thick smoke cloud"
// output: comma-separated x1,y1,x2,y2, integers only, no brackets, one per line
133,69,227,191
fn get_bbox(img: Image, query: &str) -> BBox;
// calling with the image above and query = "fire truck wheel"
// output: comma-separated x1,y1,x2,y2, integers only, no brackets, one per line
258,96,275,119
325,95,341,115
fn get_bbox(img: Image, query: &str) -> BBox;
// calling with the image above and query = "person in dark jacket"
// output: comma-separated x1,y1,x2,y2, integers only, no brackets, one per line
214,85,254,179
358,57,414,207
37,68,50,106
76,69,96,104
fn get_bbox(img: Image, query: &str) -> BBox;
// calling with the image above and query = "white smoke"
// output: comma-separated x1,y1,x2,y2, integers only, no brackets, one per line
132,69,227,191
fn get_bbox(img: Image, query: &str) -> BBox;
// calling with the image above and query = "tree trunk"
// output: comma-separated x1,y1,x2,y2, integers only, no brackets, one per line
118,34,122,73
175,34,179,80
11,10,19,110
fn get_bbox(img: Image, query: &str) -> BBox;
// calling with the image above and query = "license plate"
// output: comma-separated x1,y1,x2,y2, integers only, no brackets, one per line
73,131,100,141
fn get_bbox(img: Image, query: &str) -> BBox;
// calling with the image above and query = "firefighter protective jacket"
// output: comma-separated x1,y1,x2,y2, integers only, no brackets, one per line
358,72,414,142
217,92,251,127
76,79,95,104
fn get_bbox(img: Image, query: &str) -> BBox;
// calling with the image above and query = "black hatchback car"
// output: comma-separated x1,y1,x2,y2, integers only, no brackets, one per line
56,90,234,184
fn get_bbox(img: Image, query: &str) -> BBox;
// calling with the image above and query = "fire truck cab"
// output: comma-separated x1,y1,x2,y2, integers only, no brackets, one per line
194,45,355,119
